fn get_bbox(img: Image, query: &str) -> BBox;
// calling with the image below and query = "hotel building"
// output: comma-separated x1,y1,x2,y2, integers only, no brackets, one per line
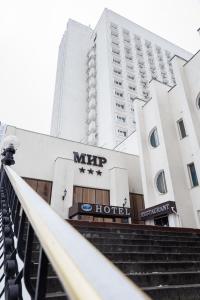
51,9,191,149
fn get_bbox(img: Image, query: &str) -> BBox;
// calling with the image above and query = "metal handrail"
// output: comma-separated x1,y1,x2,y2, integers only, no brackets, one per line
5,166,150,300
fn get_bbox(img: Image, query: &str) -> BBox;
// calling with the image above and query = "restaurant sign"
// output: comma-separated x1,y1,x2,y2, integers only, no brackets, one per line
140,201,176,221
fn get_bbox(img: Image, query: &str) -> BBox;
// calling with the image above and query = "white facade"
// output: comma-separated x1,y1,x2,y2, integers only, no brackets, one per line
133,49,200,229
51,8,192,149
3,125,142,220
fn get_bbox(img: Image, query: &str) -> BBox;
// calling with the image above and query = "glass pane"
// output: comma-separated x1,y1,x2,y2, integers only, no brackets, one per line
189,163,199,187
150,128,159,147
178,119,186,138
156,171,167,194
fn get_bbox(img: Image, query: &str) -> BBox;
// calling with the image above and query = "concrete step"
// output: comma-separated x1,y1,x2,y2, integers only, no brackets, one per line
94,243,200,253
77,225,200,237
82,231,200,242
87,236,200,247
115,261,200,273
128,271,200,288
45,292,68,299
105,252,200,262
31,275,65,294
144,283,200,300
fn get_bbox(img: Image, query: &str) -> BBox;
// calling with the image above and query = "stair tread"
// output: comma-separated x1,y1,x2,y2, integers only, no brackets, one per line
93,242,200,248
103,251,200,255
46,292,66,296
127,271,200,275
144,283,200,290
82,231,200,240
115,260,200,264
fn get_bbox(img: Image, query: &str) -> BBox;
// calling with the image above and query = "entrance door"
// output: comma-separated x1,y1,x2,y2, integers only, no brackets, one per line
129,193,145,224
23,178,52,204
154,215,169,226
73,186,110,222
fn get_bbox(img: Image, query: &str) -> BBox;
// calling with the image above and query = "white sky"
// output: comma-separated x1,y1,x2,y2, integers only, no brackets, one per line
0,0,199,134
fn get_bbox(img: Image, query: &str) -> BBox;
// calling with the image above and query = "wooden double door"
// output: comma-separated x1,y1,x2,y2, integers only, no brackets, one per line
73,186,113,222
129,193,145,224
23,177,52,204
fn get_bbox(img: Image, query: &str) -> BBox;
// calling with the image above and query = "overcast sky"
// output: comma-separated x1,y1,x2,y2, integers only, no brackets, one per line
0,0,199,134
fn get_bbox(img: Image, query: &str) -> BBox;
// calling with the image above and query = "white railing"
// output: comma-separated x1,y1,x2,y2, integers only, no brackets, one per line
5,166,150,300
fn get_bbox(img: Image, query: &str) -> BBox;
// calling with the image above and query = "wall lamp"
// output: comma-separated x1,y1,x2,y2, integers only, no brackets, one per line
62,189,67,201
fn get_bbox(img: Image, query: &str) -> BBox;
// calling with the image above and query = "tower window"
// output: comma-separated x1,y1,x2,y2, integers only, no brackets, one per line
116,115,126,122
128,85,136,92
127,74,135,81
117,129,127,137
115,90,123,98
114,79,123,86
127,64,134,71
116,102,125,110
112,48,120,55
188,163,199,187
113,57,121,65
113,68,122,76
177,119,187,139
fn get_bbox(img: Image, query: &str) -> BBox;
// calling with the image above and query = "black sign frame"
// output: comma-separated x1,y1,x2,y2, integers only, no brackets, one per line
69,203,131,219
140,201,176,221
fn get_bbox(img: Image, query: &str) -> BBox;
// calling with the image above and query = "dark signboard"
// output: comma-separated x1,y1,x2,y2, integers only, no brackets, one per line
140,201,176,221
69,203,131,219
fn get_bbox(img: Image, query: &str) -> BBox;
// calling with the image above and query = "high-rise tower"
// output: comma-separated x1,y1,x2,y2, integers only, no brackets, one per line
51,9,192,149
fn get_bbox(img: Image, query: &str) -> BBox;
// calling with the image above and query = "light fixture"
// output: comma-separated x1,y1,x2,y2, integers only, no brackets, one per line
1,135,20,166
62,189,67,201
2,135,20,150
123,197,127,208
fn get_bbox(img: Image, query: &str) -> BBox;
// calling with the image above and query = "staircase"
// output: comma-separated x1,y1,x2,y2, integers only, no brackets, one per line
71,220,200,300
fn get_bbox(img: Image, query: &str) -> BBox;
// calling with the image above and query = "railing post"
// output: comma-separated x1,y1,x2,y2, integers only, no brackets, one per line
34,248,49,300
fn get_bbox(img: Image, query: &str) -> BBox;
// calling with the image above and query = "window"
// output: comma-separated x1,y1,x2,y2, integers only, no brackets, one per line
124,47,132,55
177,119,187,139
112,41,119,47
124,38,130,43
110,23,118,30
125,55,133,61
118,129,127,137
111,31,118,38
127,74,135,81
93,33,97,42
117,115,126,122
115,90,123,98
113,68,122,76
114,79,123,86
113,57,121,65
112,48,120,55
196,93,200,109
188,163,199,187
155,170,167,194
123,29,129,35
128,85,136,92
129,94,136,102
149,128,159,148
127,64,134,71
116,102,125,110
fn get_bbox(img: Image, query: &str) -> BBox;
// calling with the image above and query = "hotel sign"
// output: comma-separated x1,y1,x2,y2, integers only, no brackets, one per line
69,203,131,219
73,152,107,168
140,201,176,220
